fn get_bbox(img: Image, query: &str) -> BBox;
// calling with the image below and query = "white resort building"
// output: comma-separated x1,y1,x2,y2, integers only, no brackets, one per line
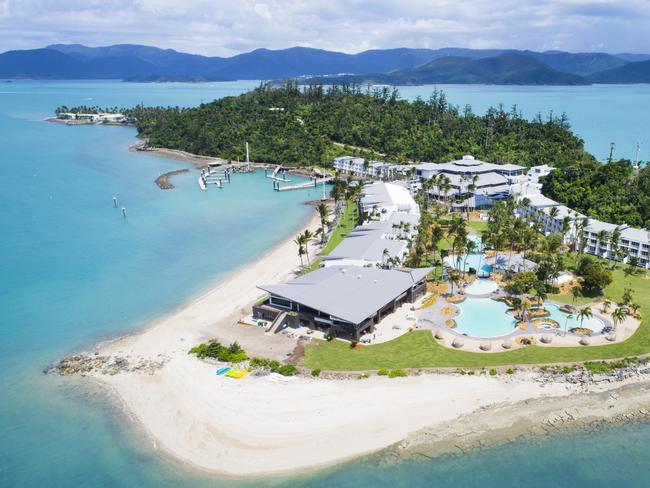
416,155,526,209
333,156,415,180
517,194,650,268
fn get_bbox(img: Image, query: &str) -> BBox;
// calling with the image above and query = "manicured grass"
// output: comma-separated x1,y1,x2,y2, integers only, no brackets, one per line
306,200,357,272
303,253,650,371
468,220,488,234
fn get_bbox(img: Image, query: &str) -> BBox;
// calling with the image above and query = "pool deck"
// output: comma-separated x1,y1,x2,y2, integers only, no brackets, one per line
416,289,640,353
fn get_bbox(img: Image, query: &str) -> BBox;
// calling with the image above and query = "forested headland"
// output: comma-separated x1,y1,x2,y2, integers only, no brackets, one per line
57,81,648,228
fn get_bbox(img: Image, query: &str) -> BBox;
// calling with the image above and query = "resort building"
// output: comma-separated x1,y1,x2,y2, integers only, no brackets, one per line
255,266,431,339
333,156,416,180
322,213,418,268
517,194,650,268
416,155,526,210
359,182,420,220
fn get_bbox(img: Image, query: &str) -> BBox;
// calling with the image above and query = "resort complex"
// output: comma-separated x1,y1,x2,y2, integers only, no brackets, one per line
518,194,650,269
256,266,430,340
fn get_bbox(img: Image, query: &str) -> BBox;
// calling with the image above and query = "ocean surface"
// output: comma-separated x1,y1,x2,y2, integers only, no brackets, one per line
1,80,650,487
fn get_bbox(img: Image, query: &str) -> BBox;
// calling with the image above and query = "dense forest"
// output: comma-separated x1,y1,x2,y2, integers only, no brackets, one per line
58,82,648,228
541,159,650,228
122,81,594,168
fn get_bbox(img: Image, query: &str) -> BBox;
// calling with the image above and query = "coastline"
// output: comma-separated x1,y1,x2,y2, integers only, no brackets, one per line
54,142,650,478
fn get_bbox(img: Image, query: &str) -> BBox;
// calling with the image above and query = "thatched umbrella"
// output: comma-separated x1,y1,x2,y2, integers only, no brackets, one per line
579,337,591,346
540,335,553,344
479,342,492,351
452,338,464,348
501,340,512,349
605,333,617,342
434,330,445,340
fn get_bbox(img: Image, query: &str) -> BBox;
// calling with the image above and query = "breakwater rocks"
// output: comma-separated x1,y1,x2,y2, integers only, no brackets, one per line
155,168,189,189
45,353,167,377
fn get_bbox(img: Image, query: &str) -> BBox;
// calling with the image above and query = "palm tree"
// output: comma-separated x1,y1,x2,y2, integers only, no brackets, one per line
294,235,306,267
612,306,627,333
596,230,609,258
609,226,622,262
577,306,593,330
601,299,612,314
630,303,640,317
564,313,574,335
317,202,330,245
301,229,314,266
571,286,583,305
462,239,477,278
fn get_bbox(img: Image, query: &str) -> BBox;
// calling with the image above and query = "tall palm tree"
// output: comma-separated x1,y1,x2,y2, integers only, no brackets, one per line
596,229,610,258
294,235,305,267
564,313,574,335
301,229,314,266
462,239,477,278
316,202,330,245
610,226,622,262
612,306,627,333
577,306,593,330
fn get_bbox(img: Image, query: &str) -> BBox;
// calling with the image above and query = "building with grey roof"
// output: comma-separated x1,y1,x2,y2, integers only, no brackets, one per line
517,194,650,268
255,266,432,339
416,155,525,210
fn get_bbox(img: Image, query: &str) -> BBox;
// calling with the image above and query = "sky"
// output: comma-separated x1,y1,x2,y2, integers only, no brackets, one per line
0,0,649,56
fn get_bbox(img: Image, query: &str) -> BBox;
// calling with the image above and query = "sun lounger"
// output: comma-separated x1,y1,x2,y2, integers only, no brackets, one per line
216,367,231,375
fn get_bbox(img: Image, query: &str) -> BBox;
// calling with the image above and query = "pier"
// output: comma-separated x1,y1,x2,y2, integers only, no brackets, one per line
273,176,333,191
265,165,291,182
198,166,232,191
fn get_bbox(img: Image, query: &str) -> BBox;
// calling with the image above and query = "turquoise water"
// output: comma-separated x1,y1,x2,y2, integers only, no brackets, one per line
2,80,650,486
398,84,650,161
547,304,605,333
464,278,499,295
446,253,492,273
455,298,516,337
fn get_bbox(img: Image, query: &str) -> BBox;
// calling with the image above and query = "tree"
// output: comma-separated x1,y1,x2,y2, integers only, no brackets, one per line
576,257,612,294
504,271,539,297
316,202,330,245
577,306,593,329
294,234,306,267
611,306,627,332
301,229,314,266
571,285,583,304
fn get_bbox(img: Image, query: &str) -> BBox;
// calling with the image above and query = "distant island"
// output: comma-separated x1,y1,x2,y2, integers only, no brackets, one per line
3,43,650,85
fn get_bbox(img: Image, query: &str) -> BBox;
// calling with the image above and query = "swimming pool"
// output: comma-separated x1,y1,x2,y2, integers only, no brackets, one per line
465,279,499,295
445,253,492,274
546,304,605,332
454,298,516,337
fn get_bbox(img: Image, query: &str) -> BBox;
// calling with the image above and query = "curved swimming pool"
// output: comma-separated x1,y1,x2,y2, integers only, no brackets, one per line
454,298,516,338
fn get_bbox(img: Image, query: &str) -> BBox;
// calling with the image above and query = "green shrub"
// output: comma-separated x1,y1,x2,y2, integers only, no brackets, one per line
377,368,389,376
350,340,358,349
311,368,321,377
388,369,407,378
561,366,575,374
506,368,515,375
188,341,248,363
249,356,294,376
489,368,497,376
584,357,638,375
324,331,336,341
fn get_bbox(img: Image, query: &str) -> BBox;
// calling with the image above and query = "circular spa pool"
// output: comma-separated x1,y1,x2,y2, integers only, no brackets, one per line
464,279,499,295
454,298,516,338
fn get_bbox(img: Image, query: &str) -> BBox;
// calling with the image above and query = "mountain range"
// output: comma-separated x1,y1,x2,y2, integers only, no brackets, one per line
1,44,649,85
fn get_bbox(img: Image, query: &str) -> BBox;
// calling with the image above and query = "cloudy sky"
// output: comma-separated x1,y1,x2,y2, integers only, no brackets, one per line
0,0,648,55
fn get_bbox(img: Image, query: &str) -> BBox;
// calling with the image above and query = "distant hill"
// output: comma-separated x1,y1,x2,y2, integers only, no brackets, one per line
0,43,648,85
310,54,590,86
588,60,650,83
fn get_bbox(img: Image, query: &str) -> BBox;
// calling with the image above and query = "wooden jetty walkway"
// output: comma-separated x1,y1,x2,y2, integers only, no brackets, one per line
274,176,333,191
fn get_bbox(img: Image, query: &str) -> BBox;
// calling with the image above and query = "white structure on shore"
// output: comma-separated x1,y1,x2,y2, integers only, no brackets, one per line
416,155,526,210
57,112,127,123
359,182,420,220
323,182,420,268
333,156,415,180
517,194,650,268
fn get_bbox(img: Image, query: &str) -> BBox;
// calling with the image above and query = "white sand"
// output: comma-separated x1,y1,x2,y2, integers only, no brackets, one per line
95,210,574,477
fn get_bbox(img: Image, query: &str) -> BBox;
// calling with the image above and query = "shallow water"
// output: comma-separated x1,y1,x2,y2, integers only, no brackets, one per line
2,80,650,487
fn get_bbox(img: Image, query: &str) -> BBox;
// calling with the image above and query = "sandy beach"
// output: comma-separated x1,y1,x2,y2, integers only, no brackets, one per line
69,200,645,477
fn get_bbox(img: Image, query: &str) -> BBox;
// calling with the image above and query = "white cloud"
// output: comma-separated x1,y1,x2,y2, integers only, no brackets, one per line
0,0,648,55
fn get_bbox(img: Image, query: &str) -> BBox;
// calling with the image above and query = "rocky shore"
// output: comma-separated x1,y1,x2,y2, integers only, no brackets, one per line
46,353,168,376
155,168,189,189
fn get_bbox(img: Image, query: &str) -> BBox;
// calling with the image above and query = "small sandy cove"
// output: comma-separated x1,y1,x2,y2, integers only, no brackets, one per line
92,211,593,477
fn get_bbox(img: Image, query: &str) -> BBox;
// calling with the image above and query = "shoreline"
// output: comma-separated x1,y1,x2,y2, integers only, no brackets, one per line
53,138,650,478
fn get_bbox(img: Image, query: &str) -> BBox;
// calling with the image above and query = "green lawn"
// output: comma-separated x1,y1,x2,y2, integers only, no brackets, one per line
306,200,357,272
303,254,650,371
468,220,488,234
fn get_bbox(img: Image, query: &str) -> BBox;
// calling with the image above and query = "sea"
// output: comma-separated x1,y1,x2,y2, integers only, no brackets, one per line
1,80,649,487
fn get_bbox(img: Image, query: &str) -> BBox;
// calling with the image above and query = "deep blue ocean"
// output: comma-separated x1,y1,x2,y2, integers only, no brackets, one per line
1,80,649,487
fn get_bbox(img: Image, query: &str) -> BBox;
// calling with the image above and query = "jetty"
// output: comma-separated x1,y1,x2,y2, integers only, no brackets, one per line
265,165,291,182
198,166,232,190
273,175,333,191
